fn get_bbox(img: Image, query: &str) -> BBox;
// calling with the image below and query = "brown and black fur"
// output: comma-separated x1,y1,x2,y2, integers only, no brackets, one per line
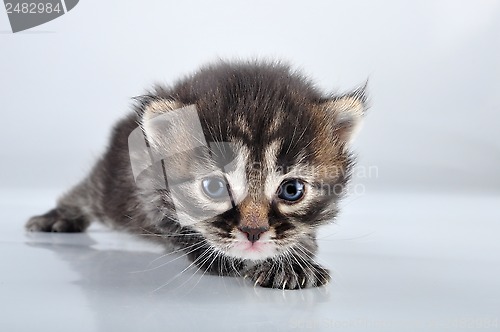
26,60,366,289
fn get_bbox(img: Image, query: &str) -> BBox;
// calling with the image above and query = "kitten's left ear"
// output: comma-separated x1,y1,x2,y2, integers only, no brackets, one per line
321,84,368,145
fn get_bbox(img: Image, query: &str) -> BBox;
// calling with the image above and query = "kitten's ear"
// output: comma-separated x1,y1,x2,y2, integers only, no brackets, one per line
321,85,367,145
138,98,185,141
140,98,184,123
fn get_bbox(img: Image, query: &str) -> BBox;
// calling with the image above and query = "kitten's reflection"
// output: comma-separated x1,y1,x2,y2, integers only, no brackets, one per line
26,231,330,330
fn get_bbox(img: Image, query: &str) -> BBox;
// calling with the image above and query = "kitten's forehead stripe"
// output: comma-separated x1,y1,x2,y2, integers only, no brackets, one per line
234,115,253,140
263,140,283,172
224,143,249,204
262,140,285,200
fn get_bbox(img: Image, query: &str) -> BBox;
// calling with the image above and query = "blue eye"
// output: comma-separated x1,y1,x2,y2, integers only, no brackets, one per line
201,177,228,199
278,179,305,202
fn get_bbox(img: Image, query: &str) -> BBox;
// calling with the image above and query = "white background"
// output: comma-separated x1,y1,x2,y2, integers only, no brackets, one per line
0,0,499,192
0,1,499,332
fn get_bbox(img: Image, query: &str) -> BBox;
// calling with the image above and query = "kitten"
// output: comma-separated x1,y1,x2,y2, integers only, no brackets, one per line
26,60,366,289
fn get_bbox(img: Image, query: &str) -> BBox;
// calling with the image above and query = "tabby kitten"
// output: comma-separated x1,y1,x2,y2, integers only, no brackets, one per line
26,61,366,289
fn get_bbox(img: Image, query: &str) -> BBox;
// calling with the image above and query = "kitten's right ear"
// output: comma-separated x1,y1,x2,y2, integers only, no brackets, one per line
137,98,184,122
137,98,185,144
321,85,368,145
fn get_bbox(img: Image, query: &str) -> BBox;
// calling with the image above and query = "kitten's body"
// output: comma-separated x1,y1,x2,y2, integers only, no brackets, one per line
27,61,366,289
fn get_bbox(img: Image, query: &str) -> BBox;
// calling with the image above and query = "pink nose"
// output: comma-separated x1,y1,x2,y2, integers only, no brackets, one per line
238,226,268,243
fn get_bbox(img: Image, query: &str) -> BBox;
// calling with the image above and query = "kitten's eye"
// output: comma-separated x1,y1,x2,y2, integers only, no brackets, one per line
278,179,305,202
201,177,227,199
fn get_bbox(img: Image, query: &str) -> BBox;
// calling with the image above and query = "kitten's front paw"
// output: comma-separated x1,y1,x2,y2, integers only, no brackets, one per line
26,208,88,233
244,260,330,289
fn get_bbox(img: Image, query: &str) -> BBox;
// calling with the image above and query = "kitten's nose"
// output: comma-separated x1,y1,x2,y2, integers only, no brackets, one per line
238,226,269,243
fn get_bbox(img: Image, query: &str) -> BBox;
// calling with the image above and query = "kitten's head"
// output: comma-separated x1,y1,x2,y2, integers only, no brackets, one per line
133,61,366,261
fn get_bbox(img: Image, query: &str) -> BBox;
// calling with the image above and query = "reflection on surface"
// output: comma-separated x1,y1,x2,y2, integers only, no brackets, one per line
4,192,499,332
24,230,330,331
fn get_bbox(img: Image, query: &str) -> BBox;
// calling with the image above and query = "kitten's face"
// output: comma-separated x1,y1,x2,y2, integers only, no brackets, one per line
176,139,348,261
136,64,364,261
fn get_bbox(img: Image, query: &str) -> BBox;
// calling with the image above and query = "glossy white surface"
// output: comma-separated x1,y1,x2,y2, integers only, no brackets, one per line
1,190,499,332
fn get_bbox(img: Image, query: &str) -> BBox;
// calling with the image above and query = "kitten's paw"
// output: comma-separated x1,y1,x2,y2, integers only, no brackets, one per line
244,260,330,289
26,208,88,233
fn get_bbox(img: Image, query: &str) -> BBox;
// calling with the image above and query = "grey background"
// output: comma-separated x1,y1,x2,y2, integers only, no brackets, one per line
1,0,499,193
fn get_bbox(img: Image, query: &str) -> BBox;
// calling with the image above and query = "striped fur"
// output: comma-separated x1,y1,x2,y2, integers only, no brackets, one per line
26,60,367,289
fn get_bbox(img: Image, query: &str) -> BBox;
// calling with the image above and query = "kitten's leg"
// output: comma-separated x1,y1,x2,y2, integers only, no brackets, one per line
244,247,330,289
26,179,98,233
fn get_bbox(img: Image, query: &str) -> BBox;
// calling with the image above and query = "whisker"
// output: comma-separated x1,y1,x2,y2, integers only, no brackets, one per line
130,240,208,274
151,246,212,292
175,247,216,292
189,249,222,293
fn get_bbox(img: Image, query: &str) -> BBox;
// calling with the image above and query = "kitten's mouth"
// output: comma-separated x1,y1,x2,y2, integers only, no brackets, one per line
223,229,279,261
238,239,269,252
